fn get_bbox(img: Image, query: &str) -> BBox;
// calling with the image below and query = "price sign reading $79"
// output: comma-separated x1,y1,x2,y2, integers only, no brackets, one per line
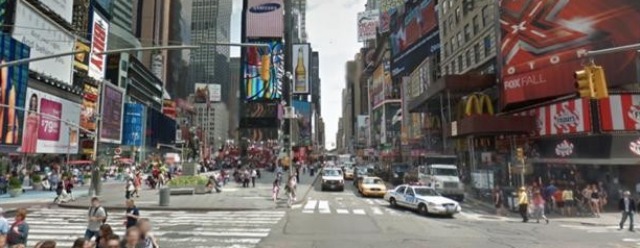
41,118,59,133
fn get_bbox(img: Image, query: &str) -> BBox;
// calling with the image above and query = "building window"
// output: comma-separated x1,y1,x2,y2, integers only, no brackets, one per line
449,16,455,33
484,36,492,56
446,43,451,58
466,50,471,67
464,24,471,41
451,37,456,51
455,7,461,23
457,55,463,72
457,32,464,46
482,6,491,27
444,65,449,75
473,15,480,33
443,0,448,14
474,43,480,62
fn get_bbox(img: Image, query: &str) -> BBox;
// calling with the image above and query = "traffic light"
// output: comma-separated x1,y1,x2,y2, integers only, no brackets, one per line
516,147,524,161
574,66,594,98
260,54,271,82
590,65,609,99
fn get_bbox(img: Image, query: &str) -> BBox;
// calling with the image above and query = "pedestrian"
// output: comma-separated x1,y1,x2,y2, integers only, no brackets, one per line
97,224,113,248
125,199,140,229
518,187,529,223
104,234,120,248
71,238,93,248
493,186,505,216
0,207,9,235
553,186,564,215
137,218,159,248
64,176,74,200
532,191,549,224
125,179,134,199
6,208,29,247
562,186,575,216
33,240,56,248
85,197,107,242
272,178,280,203
591,185,601,218
121,226,142,248
243,169,250,188
619,190,636,231
133,172,142,198
251,168,257,188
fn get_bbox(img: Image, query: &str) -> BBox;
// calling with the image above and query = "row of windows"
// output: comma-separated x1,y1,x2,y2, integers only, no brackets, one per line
442,6,492,59
442,35,493,75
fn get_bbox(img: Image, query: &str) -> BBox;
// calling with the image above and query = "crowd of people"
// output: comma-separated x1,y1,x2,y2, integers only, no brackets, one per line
0,197,155,248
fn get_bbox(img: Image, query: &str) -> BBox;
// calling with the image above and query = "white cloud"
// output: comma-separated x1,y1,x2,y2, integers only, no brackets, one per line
307,0,366,149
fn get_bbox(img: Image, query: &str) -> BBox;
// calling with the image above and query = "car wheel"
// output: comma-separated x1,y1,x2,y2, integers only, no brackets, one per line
389,198,397,208
418,203,428,216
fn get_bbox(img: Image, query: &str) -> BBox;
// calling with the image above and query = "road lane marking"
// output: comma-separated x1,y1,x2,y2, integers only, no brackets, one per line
336,209,349,214
371,207,383,215
304,200,317,210
302,210,314,214
353,209,366,215
365,199,374,205
385,208,399,215
374,199,387,205
318,200,331,214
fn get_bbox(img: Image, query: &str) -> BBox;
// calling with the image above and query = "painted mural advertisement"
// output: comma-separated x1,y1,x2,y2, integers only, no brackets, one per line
500,0,640,105
244,40,283,101
21,88,80,154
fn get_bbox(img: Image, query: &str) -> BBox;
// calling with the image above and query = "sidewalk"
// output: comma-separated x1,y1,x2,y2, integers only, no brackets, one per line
59,170,320,211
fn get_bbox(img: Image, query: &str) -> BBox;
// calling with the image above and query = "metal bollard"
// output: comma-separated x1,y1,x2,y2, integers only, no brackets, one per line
159,187,170,206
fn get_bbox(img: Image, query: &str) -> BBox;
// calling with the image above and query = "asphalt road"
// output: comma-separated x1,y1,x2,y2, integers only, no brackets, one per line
258,178,640,248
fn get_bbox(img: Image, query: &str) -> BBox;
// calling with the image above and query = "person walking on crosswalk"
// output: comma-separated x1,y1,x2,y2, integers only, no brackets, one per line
6,208,29,247
619,191,636,232
518,187,529,223
85,197,107,242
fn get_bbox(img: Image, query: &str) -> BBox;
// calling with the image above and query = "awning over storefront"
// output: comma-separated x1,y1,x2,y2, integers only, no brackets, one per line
408,74,496,113
530,134,640,165
447,115,536,137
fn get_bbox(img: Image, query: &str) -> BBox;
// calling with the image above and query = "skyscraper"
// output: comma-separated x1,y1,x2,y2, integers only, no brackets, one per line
189,0,232,102
293,0,308,42
108,0,142,51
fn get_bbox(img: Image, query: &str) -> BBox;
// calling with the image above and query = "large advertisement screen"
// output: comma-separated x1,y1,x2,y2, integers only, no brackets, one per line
389,0,439,77
293,100,312,146
371,64,384,108
13,0,74,85
0,33,30,147
100,83,124,143
146,108,176,147
500,0,640,105
292,44,310,94
244,40,283,101
21,88,80,154
80,83,98,131
245,0,284,38
122,103,144,146
88,10,109,80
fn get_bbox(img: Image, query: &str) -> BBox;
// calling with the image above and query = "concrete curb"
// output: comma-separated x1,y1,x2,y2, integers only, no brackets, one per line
57,203,271,212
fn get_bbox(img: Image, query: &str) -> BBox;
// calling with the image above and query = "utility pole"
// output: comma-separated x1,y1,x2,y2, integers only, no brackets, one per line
284,0,295,181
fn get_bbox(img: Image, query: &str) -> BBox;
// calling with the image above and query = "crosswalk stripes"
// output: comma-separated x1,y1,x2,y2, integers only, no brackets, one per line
559,224,621,233
18,208,285,248
299,199,406,216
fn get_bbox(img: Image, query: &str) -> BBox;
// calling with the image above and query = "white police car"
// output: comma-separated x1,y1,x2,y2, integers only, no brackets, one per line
384,184,461,217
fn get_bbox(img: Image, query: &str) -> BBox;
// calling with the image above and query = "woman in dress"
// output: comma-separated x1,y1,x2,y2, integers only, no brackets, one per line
21,94,39,153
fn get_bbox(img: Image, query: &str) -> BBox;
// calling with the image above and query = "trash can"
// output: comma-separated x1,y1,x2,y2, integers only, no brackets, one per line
159,187,170,206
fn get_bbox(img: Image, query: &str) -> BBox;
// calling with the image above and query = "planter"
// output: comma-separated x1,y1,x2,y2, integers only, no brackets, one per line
9,188,22,197
194,185,210,194
32,183,43,191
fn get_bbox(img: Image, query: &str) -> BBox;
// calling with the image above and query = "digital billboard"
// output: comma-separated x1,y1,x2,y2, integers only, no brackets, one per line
245,0,284,38
293,100,312,146
389,0,439,77
0,33,30,147
244,40,283,101
122,103,144,146
500,0,640,105
21,88,81,154
100,83,124,143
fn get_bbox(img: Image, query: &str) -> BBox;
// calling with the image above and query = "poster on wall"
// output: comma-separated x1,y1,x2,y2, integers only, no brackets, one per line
357,10,379,42
100,83,124,143
80,84,98,131
244,40,283,101
88,9,109,80
292,44,310,94
122,103,144,146
500,0,640,105
12,0,74,85
0,33,30,146
21,88,81,154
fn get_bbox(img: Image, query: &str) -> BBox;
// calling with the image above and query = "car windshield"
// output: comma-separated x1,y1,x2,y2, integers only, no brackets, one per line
433,168,459,176
414,188,439,196
324,170,342,176
363,178,383,184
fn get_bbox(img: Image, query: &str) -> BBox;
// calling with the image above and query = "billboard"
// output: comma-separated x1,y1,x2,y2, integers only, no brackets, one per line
385,102,402,144
88,10,109,80
74,40,90,72
194,83,222,103
122,103,144,146
100,83,124,143
500,0,640,105
293,44,310,94
599,94,640,131
245,0,284,38
0,33,30,146
41,0,73,24
244,40,283,101
13,0,74,85
357,10,380,42
146,108,176,147
21,88,81,154
293,100,312,146
162,99,177,119
356,115,370,145
389,0,439,77
80,83,98,131
379,0,404,33
371,64,384,108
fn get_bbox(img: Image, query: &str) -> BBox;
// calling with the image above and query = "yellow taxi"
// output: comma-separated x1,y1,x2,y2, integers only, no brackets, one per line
357,176,387,197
